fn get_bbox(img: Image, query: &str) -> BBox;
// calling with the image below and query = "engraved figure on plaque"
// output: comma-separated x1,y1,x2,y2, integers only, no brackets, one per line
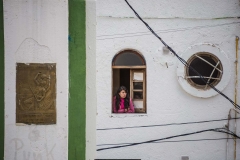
16,63,56,124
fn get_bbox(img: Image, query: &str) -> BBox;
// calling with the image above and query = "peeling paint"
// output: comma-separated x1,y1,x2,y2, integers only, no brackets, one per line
15,38,53,63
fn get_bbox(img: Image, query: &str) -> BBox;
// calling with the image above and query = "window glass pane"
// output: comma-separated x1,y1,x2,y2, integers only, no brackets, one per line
133,91,143,99
133,101,143,108
186,52,223,89
133,82,143,89
133,72,143,81
188,55,219,85
113,51,144,66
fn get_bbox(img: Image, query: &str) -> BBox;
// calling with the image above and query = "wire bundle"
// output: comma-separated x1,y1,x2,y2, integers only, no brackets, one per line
97,1,240,152
97,117,240,130
124,0,240,110
97,127,240,151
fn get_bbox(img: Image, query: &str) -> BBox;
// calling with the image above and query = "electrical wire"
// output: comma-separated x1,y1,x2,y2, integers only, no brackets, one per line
97,21,240,40
96,2,240,153
97,128,240,151
124,0,240,110
97,117,240,131
97,138,235,146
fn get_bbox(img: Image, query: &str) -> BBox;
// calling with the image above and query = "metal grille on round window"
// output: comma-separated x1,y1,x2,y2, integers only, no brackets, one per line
185,52,223,90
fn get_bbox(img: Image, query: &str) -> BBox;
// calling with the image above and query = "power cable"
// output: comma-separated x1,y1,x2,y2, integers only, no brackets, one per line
97,117,240,131
97,138,235,146
97,21,240,40
124,0,240,110
97,128,240,151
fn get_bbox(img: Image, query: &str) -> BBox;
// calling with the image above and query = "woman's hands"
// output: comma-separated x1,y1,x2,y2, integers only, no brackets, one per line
117,106,134,113
124,108,130,112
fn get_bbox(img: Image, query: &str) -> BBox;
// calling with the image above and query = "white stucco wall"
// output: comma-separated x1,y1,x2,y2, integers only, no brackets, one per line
96,0,240,159
4,1,68,160
86,0,97,159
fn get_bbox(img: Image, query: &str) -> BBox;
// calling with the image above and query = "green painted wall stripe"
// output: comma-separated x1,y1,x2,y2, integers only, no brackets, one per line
0,0,4,160
68,0,86,160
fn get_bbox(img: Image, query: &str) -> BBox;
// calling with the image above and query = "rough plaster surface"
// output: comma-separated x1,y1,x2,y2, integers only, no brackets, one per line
97,0,240,19
4,1,68,160
96,0,240,159
15,38,53,63
86,0,97,159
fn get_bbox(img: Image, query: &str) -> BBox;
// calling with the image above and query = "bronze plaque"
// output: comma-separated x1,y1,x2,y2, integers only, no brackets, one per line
16,63,56,124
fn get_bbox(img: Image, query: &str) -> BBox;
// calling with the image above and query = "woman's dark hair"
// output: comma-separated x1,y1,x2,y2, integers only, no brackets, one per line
115,86,130,110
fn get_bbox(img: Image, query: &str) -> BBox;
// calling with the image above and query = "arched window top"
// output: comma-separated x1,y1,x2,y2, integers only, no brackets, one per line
112,50,146,66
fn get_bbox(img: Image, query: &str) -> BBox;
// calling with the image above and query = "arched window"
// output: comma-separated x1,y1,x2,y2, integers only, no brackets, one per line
112,50,146,113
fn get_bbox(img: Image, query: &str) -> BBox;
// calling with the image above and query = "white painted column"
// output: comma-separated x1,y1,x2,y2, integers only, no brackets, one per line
4,1,68,160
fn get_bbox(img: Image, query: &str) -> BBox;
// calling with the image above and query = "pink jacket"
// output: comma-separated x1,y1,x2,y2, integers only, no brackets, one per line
113,96,135,113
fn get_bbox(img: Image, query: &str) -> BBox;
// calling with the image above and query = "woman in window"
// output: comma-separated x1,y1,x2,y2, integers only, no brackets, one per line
113,86,135,113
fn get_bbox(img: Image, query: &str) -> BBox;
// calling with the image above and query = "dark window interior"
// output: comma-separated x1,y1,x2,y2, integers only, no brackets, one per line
188,56,219,85
120,69,130,92
186,53,223,89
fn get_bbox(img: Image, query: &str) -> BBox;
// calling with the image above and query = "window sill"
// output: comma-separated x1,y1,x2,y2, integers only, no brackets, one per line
110,113,147,118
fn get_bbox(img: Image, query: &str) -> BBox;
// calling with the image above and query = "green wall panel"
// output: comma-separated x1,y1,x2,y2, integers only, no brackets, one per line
68,0,86,159
0,0,4,159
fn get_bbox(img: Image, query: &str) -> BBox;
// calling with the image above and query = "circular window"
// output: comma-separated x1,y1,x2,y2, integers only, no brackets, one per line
186,52,223,90
177,44,231,98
